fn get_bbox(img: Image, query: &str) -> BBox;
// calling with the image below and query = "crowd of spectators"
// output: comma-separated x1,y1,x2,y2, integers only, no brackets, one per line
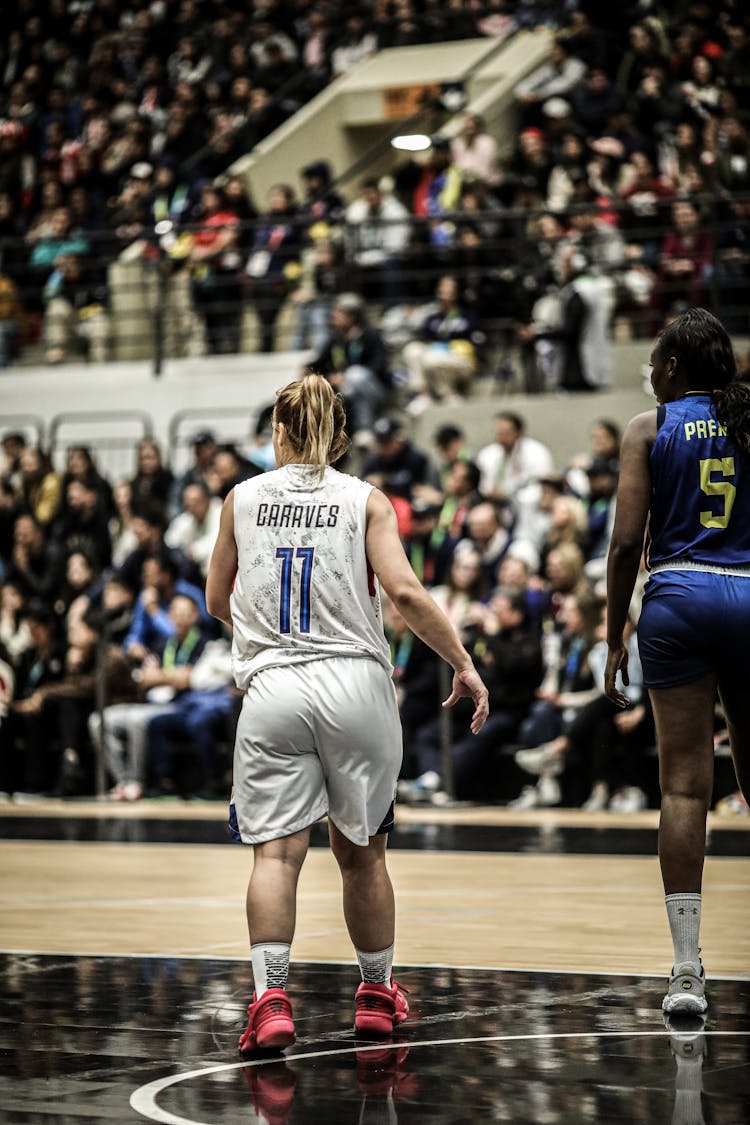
1,2,749,371
0,409,744,817
0,3,748,813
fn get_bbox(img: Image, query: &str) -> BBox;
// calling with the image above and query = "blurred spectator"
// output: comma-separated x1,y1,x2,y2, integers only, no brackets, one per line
545,246,614,392
564,9,609,72
298,9,334,97
109,481,138,569
461,501,514,588
654,198,712,320
129,438,174,518
710,114,750,196
206,443,261,500
244,404,277,474
615,19,669,96
411,135,463,246
433,423,470,486
290,236,345,353
116,500,169,595
679,53,721,121
583,456,619,580
631,63,683,141
361,416,438,501
164,481,221,578
544,541,589,620
145,635,235,798
14,447,62,528
6,600,66,797
298,161,344,224
245,183,302,353
52,548,99,621
188,184,242,355
345,177,411,304
563,195,626,276
720,18,750,110
539,493,588,570
715,197,750,334
6,514,62,602
429,546,486,633
0,271,23,367
51,479,112,570
507,126,553,202
450,113,500,185
512,588,601,807
403,275,483,411
42,253,109,364
401,584,543,802
514,37,587,121
27,207,89,299
248,16,298,71
476,412,555,534
546,132,590,213
62,445,113,515
569,68,617,136
438,459,483,541
123,549,208,661
331,14,378,77
310,292,392,439
384,597,442,778
168,431,217,520
91,592,208,802
403,497,456,588
0,579,31,665
618,149,676,269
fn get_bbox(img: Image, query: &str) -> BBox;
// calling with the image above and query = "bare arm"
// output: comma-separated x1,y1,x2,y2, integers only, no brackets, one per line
205,490,238,630
365,488,489,732
605,410,655,706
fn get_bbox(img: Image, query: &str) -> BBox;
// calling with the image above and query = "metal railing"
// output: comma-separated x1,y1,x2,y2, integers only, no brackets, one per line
48,410,155,482
1,192,749,377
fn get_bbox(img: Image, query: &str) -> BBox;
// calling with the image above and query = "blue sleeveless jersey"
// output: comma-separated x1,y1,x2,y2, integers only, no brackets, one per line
648,392,750,569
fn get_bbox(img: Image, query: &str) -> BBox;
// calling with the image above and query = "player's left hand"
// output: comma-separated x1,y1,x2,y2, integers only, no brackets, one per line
443,666,489,734
604,644,630,708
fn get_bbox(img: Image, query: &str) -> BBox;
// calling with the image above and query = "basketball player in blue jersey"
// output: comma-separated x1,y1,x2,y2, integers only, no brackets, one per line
206,374,488,1053
605,308,750,1015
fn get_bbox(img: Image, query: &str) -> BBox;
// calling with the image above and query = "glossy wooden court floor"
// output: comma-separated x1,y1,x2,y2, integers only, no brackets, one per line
1,800,748,1124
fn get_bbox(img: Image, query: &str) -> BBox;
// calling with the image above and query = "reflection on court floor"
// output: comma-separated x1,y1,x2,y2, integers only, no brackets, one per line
1,954,748,1124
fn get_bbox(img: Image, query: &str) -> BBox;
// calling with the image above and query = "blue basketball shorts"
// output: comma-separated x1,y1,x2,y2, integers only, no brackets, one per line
638,568,750,689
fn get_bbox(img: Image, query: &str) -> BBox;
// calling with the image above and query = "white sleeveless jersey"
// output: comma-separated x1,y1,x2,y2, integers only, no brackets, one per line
230,464,392,688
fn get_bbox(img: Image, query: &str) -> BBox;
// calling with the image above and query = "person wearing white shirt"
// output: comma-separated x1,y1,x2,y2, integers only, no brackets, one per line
476,412,555,544
164,481,222,578
345,178,410,303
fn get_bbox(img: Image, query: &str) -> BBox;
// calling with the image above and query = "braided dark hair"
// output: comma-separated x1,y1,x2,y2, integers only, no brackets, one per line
658,307,750,458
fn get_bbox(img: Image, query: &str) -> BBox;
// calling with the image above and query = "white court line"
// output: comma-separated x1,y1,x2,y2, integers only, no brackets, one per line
130,1030,750,1125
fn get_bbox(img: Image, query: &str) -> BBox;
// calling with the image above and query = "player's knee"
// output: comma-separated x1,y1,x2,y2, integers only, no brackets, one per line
330,833,386,874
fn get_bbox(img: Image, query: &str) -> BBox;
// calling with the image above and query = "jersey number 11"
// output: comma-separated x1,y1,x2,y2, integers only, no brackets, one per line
276,547,315,633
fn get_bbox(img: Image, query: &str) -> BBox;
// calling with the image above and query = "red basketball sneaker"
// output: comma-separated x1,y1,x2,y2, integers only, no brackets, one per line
354,978,409,1036
239,989,296,1054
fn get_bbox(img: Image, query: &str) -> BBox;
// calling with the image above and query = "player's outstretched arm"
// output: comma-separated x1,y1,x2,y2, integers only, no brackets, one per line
206,489,238,630
365,488,489,733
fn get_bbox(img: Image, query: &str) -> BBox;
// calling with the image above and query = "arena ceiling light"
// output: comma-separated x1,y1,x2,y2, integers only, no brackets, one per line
390,133,432,151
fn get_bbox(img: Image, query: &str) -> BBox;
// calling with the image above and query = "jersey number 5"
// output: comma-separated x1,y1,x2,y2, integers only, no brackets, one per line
699,456,736,529
276,547,315,633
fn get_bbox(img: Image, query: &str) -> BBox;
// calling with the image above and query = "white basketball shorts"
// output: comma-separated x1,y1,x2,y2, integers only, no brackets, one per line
230,655,402,847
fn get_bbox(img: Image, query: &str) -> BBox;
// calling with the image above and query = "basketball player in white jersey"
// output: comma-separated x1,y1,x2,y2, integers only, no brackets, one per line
207,374,488,1053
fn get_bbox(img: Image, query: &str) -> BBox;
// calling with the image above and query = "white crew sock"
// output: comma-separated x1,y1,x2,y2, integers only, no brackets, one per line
356,943,394,984
665,893,702,968
251,942,290,998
